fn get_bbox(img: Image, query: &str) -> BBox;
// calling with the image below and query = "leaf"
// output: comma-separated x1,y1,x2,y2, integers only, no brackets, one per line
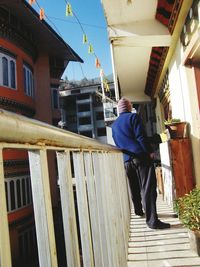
174,187,200,231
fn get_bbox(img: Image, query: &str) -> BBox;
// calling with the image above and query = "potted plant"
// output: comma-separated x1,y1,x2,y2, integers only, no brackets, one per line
164,118,188,138
174,187,200,255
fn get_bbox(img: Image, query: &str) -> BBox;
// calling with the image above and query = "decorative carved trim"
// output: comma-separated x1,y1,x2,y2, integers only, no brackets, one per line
4,159,29,168
145,0,184,96
145,47,169,96
168,0,184,34
0,96,35,117
9,213,34,228
0,46,17,58
5,171,30,178
4,159,30,177
0,20,37,61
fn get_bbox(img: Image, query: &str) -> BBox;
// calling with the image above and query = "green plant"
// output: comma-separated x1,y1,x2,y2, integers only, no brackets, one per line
164,118,181,125
174,187,200,231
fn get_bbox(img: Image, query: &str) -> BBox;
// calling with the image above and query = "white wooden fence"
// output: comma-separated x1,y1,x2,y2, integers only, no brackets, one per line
0,109,131,267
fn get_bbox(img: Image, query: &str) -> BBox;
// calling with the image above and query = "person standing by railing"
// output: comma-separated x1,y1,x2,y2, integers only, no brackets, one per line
111,97,170,229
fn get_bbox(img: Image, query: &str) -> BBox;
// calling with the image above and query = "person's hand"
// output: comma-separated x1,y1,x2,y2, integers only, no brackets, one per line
150,153,155,159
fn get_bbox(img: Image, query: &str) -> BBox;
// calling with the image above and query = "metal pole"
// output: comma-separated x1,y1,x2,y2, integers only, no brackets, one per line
110,42,119,101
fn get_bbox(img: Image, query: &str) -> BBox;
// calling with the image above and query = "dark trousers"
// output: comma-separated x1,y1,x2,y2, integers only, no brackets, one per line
125,158,158,227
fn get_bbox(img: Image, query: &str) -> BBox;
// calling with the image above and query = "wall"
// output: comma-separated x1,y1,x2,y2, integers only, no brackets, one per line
34,53,58,206
34,53,52,123
167,40,200,186
0,38,35,110
155,98,165,134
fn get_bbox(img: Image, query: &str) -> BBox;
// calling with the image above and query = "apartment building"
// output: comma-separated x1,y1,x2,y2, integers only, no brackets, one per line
59,82,115,143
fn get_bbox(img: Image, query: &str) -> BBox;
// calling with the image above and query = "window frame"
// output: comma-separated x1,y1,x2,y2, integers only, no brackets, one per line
23,63,34,97
5,176,32,213
97,127,106,137
51,87,60,109
0,52,17,89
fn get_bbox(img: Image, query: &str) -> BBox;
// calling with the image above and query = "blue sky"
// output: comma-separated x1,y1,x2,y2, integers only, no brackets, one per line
30,0,112,81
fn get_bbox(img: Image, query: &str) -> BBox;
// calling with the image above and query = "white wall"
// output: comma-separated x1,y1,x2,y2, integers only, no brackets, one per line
106,126,116,146
167,40,200,186
155,98,165,134
168,41,185,121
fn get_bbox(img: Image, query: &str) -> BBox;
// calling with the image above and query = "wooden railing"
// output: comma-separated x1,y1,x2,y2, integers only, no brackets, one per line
0,109,131,267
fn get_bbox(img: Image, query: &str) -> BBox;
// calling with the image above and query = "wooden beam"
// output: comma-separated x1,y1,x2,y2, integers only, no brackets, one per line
0,148,12,267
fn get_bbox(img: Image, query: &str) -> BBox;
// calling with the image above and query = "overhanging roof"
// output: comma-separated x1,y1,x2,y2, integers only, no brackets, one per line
101,0,191,102
1,0,83,63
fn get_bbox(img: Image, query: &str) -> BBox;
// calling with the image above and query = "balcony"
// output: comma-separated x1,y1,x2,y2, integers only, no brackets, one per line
0,109,200,267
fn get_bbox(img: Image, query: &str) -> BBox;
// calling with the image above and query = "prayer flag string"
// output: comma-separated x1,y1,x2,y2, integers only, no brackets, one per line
27,0,110,92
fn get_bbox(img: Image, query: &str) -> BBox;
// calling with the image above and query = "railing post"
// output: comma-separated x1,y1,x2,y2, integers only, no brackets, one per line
116,153,131,252
92,152,111,267
56,150,81,267
73,152,94,267
28,149,58,267
0,148,12,267
101,152,119,267
111,153,129,266
84,152,104,267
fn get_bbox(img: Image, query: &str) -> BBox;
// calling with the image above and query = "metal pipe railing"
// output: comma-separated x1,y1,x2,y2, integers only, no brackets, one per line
0,109,116,151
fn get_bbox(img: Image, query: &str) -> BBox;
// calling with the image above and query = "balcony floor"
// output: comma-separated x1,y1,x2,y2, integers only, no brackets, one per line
127,194,200,267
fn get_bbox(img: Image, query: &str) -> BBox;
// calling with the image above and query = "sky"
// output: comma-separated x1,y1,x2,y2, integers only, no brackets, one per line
30,0,113,81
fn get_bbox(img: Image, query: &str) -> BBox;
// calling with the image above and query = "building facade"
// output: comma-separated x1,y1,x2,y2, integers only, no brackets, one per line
0,1,82,266
59,82,115,143
102,0,200,189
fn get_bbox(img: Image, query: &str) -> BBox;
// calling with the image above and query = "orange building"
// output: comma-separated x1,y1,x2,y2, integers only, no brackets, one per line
0,1,82,266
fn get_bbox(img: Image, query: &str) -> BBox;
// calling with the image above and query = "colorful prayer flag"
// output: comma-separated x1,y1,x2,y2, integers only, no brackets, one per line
95,58,101,68
29,0,36,5
66,3,73,16
83,33,88,44
39,8,45,20
88,43,94,54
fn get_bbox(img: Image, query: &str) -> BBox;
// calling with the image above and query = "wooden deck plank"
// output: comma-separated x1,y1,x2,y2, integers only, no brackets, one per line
127,195,200,267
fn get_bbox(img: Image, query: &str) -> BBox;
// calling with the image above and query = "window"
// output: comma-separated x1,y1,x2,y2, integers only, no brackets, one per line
97,127,106,137
79,130,93,138
10,60,16,88
23,64,34,97
0,52,16,89
2,57,8,86
71,89,80,94
5,176,32,213
0,7,9,21
77,93,89,100
19,226,38,264
67,115,77,124
158,70,170,120
78,104,90,112
51,88,59,109
96,111,104,120
79,116,91,125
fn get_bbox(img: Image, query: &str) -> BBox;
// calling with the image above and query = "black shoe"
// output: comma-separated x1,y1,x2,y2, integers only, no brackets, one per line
148,220,170,229
135,211,144,216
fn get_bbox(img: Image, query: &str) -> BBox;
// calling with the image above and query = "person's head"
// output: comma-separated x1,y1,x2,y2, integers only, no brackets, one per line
118,97,132,114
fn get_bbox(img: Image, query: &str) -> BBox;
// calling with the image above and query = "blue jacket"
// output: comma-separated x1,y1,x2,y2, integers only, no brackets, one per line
111,112,152,162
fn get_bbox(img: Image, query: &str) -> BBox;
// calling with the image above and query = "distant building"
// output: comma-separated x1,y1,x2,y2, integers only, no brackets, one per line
59,82,116,143
0,1,82,266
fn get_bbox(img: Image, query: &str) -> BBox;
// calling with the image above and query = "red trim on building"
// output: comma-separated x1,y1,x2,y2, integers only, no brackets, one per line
8,205,33,224
0,38,35,112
